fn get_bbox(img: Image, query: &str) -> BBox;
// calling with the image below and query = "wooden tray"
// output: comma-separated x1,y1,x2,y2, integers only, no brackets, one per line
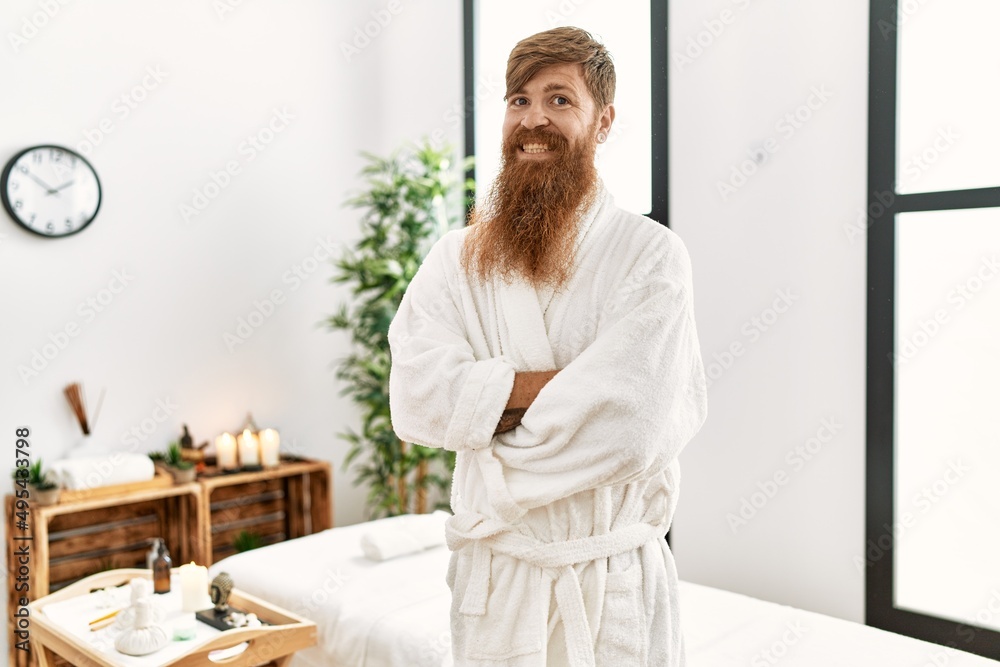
59,469,175,503
28,569,316,667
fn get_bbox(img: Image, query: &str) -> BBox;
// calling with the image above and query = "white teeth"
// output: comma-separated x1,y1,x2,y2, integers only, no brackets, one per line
522,143,550,154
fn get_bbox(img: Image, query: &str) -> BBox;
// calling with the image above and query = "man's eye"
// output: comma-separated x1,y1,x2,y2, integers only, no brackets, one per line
512,98,528,106
554,96,569,105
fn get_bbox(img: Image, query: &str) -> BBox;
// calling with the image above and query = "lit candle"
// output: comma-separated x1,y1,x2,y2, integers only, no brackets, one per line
178,562,211,613
259,428,280,467
237,429,260,467
215,433,238,470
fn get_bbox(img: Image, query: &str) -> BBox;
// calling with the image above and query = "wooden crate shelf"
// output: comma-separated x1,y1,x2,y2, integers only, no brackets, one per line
5,458,332,667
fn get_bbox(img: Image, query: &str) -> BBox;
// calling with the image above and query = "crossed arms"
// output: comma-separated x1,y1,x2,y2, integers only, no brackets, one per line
495,370,559,435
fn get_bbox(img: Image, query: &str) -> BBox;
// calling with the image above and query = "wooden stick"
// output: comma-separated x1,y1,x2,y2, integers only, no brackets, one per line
90,387,107,432
88,608,122,627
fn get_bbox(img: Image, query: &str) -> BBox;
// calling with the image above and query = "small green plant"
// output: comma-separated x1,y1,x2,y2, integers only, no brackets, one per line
148,451,166,463
165,442,193,470
328,139,472,518
11,459,57,490
233,530,264,553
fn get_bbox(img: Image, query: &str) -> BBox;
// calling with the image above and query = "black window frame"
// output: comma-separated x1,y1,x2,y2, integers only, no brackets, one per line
866,0,1000,659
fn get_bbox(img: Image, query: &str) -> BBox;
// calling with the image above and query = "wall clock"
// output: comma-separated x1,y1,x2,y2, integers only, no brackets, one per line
1,145,102,238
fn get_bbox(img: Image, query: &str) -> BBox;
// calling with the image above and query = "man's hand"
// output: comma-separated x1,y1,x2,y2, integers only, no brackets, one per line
495,408,527,434
494,370,559,435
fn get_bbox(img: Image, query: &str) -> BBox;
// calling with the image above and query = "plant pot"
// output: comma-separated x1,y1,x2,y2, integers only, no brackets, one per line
169,466,197,484
28,484,61,506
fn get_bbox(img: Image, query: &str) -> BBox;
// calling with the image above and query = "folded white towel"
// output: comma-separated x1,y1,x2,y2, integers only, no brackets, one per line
360,510,450,561
49,453,155,491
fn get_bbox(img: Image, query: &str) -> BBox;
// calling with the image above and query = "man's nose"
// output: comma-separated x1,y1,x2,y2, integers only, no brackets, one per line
521,105,550,129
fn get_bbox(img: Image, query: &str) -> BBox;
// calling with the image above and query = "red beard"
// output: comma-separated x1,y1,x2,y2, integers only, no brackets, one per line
460,123,599,290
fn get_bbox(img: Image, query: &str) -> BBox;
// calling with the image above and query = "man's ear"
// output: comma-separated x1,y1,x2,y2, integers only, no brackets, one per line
598,104,615,137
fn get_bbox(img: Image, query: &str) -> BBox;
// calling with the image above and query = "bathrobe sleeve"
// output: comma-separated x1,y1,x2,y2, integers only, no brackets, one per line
388,233,516,452
492,232,708,510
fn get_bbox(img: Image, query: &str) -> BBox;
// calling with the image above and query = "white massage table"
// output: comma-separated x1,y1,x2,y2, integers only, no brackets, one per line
210,517,998,666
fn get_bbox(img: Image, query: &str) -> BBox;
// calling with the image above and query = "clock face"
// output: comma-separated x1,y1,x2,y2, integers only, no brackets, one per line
1,145,102,238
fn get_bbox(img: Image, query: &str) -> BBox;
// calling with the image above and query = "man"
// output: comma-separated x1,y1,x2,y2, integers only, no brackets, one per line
388,26,707,666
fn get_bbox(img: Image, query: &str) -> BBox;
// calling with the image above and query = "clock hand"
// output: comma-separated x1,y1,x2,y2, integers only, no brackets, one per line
26,171,59,194
50,180,75,193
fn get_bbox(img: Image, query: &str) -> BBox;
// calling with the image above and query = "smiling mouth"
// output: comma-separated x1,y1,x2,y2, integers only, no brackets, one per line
521,143,551,154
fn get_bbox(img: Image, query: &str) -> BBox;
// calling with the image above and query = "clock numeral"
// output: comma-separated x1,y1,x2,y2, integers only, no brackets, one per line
28,213,37,223
32,152,43,163
45,221,55,234
65,219,73,229
18,165,28,174
10,180,18,190
14,200,22,209
50,149,62,162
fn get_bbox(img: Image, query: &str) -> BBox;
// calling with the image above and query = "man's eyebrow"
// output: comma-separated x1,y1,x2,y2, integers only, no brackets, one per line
510,82,576,95
542,82,574,94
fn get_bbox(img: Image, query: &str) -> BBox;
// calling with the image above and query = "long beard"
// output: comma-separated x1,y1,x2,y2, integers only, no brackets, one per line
460,124,598,290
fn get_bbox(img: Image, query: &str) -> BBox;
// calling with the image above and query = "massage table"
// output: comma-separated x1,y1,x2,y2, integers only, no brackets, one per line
209,516,998,666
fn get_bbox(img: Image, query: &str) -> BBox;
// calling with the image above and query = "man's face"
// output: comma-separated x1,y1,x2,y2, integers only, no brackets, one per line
459,62,615,290
501,63,613,161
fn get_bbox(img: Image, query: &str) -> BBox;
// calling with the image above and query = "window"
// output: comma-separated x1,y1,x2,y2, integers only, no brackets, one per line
866,0,1000,658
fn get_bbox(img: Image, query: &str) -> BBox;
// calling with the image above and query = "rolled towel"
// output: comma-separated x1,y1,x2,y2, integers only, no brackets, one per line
49,453,155,491
360,510,450,562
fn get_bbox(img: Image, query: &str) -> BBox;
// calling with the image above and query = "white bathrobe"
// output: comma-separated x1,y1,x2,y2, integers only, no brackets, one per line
388,181,708,666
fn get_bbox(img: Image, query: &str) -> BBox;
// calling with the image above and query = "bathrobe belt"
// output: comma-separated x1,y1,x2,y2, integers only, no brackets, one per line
446,510,663,667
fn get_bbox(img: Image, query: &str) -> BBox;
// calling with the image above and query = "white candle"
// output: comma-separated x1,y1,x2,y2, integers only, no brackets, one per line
179,562,211,613
259,428,280,467
215,433,238,470
237,429,260,467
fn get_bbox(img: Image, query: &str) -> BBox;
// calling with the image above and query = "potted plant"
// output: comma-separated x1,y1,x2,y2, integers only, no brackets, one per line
233,530,264,553
164,442,196,483
12,459,61,506
328,139,473,518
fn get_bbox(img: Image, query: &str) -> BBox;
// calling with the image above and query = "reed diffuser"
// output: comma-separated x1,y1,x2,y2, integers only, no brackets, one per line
64,383,91,435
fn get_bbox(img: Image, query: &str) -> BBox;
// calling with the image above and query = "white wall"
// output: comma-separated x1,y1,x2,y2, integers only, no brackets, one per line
670,0,869,623
0,1,463,656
